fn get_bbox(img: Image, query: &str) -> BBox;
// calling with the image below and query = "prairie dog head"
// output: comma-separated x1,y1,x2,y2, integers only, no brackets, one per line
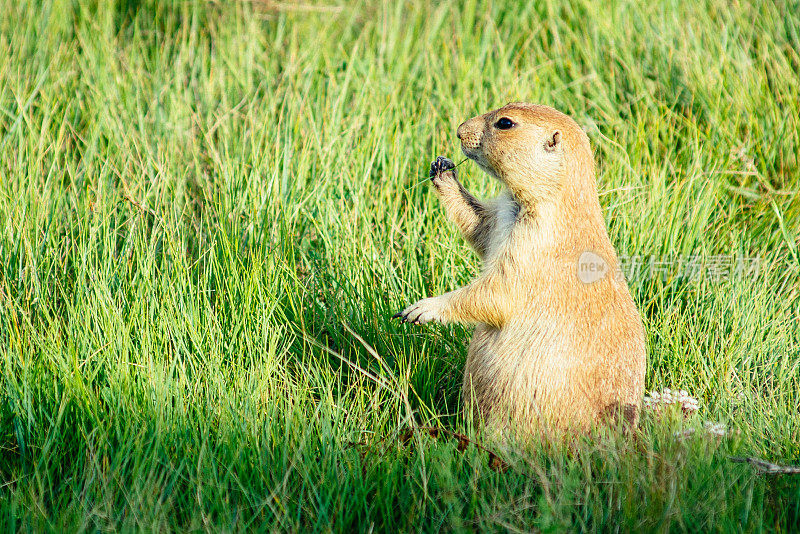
457,103,593,202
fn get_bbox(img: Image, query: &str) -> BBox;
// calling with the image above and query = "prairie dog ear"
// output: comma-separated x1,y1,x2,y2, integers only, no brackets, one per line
545,130,561,152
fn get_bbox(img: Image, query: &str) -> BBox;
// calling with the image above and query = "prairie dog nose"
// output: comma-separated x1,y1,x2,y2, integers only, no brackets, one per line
457,117,483,151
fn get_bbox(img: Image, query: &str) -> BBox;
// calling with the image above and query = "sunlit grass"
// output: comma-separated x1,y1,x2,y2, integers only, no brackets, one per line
0,0,798,530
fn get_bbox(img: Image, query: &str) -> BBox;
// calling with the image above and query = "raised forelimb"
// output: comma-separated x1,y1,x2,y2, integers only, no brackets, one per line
393,272,512,328
429,156,495,258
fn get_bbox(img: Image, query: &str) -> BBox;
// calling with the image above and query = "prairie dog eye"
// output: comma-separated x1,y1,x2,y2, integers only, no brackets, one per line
494,117,515,130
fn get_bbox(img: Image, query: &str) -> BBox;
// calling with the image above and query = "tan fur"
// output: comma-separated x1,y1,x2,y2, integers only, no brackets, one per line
397,103,647,438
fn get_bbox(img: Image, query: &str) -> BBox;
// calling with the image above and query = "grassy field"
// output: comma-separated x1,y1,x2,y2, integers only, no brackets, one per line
1,0,799,530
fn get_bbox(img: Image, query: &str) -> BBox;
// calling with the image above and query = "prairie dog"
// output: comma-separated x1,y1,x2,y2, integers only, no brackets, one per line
395,103,646,436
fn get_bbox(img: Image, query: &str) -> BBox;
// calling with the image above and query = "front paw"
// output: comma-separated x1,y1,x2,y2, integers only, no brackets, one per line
392,296,447,325
429,156,456,177
429,156,457,189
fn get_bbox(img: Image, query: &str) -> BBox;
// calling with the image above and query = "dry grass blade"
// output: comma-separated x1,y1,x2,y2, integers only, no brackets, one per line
730,457,800,475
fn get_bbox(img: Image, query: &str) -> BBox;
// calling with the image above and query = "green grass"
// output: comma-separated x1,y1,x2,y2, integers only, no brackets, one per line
1,0,799,530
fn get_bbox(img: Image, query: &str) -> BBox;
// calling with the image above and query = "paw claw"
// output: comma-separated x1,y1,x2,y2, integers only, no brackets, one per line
396,297,444,326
